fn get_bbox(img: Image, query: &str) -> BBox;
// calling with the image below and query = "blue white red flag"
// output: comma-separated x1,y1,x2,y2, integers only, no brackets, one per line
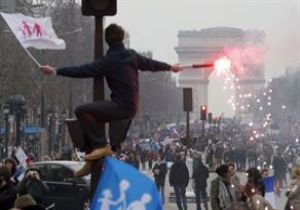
91,157,162,210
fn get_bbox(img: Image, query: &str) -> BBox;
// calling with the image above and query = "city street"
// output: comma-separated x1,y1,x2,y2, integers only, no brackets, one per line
143,169,288,210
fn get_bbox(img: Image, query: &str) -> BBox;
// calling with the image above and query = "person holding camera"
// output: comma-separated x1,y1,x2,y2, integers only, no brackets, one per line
16,167,49,207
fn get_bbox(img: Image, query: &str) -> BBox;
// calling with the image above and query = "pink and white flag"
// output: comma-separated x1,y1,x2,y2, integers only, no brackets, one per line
1,12,66,50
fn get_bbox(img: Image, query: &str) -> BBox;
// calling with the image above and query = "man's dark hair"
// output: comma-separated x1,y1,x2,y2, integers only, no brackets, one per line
215,164,229,178
105,23,125,46
0,166,11,182
228,162,235,169
246,167,265,196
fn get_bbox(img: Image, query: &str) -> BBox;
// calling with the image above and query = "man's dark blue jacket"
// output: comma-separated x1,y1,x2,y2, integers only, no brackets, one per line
57,43,172,116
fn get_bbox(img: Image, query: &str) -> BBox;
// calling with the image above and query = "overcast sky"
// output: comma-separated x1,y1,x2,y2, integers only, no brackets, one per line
105,0,300,117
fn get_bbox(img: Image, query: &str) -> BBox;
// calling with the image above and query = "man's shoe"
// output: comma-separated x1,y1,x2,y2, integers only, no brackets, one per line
74,161,92,177
84,146,113,161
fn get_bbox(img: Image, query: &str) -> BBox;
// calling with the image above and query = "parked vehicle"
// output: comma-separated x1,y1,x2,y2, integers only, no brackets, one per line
31,161,90,210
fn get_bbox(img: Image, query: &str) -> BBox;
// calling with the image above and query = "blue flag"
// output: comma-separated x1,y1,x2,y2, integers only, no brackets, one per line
263,176,275,208
91,157,162,210
263,176,274,193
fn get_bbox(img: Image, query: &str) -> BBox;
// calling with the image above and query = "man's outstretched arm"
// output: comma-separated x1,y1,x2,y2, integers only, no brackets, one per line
135,52,182,73
40,59,106,78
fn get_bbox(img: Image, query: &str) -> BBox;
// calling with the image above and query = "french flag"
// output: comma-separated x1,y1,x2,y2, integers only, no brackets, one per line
263,176,275,208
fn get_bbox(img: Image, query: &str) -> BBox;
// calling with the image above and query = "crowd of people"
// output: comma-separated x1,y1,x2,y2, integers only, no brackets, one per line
1,117,300,210
0,156,52,210
152,150,300,210
118,118,300,210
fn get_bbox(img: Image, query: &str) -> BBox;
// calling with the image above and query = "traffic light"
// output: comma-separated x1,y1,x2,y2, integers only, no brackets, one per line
200,105,207,120
82,0,117,16
183,88,193,112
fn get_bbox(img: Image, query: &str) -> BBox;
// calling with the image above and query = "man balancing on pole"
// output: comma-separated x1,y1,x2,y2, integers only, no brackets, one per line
40,23,183,177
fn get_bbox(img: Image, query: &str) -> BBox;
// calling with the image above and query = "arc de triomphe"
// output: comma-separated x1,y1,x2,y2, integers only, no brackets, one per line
175,27,265,120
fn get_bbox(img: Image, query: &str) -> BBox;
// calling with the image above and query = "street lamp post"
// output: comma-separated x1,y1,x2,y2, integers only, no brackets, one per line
9,95,26,146
3,104,10,158
47,110,54,156
60,112,66,150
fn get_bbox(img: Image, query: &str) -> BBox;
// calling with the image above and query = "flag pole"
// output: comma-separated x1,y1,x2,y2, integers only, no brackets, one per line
23,47,41,67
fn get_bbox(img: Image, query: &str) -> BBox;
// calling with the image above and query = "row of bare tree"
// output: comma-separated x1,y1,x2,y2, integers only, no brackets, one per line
0,0,183,126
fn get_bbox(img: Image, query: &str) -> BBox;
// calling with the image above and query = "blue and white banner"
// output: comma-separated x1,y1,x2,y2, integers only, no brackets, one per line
91,157,162,210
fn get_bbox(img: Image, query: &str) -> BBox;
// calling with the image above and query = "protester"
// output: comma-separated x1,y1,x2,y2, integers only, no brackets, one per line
261,168,269,178
152,155,167,204
244,182,274,210
4,157,19,185
17,167,49,207
272,152,287,196
40,23,182,177
285,167,300,210
210,164,237,210
245,168,265,197
13,194,46,210
169,153,189,210
192,155,209,210
126,151,140,169
228,162,243,200
0,165,17,210
260,168,275,208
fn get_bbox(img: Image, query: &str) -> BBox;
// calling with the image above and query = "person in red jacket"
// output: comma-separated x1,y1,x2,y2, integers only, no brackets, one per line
40,23,182,177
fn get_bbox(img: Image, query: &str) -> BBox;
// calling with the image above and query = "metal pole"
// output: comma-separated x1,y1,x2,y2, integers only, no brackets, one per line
202,120,205,136
68,85,73,118
90,16,105,198
48,114,53,155
15,110,21,146
4,114,9,157
40,86,45,127
186,111,190,140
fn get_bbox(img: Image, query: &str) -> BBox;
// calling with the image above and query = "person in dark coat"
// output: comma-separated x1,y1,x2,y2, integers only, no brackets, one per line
0,165,17,210
17,167,49,207
4,157,19,185
169,153,189,210
126,151,140,169
272,152,287,196
243,167,265,202
152,155,168,204
193,156,209,210
40,23,182,177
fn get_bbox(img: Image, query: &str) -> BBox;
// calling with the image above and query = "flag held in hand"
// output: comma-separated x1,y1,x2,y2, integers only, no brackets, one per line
1,12,66,50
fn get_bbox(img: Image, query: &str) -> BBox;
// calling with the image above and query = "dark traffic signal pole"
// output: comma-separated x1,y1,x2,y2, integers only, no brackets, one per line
200,105,207,136
81,0,117,198
90,17,105,198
